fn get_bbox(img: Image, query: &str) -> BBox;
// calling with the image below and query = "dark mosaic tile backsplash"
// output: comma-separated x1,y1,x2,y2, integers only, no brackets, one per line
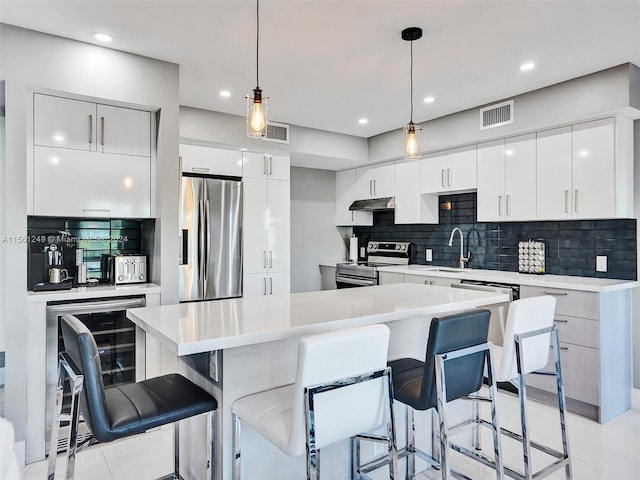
353,193,637,281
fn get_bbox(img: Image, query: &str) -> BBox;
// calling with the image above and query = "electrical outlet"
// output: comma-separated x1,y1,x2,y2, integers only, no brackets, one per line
425,249,433,262
596,255,607,272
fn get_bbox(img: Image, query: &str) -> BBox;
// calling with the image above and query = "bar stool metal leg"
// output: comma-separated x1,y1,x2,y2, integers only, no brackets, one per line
552,330,572,480
232,414,241,480
486,350,505,480
406,407,415,479
47,358,66,480
434,354,452,480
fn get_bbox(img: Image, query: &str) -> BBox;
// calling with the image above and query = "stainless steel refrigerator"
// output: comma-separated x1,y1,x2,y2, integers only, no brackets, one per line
179,175,242,301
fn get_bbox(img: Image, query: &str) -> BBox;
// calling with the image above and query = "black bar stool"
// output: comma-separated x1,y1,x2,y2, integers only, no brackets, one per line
48,314,218,480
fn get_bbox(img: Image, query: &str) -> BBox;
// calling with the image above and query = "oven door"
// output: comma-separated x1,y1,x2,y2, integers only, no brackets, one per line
335,273,377,289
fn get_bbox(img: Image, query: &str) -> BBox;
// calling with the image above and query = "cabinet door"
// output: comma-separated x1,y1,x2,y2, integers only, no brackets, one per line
242,178,269,273
355,166,374,198
572,118,615,219
372,162,395,197
267,179,291,273
33,146,150,217
395,160,437,224
536,127,573,219
504,133,536,220
243,274,267,297
268,271,291,295
96,105,151,157
477,139,505,221
180,144,243,176
34,94,96,151
243,152,269,178
266,154,290,181
420,152,447,193
446,145,477,191
336,169,373,226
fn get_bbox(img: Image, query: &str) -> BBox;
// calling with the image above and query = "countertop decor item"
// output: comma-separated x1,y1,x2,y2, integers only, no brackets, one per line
518,239,545,274
246,0,269,137
402,26,423,160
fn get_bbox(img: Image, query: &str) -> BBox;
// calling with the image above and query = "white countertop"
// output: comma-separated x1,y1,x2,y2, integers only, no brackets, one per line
126,283,509,355
379,265,638,293
27,283,161,303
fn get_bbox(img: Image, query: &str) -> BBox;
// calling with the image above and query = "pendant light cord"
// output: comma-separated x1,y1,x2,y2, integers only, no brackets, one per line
256,0,260,88
409,38,414,123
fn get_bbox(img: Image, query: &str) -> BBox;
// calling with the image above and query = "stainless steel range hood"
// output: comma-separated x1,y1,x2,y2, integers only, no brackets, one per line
349,197,395,211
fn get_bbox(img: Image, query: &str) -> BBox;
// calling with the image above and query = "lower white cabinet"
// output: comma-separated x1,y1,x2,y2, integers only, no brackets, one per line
521,285,631,423
243,272,290,297
378,272,459,287
33,146,151,217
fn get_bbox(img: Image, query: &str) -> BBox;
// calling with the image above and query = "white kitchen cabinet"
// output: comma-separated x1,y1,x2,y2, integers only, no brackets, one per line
335,169,373,226
356,162,394,198
536,126,573,219
420,145,477,193
34,94,151,157
179,144,243,176
33,146,151,218
243,151,290,180
394,160,438,224
477,134,536,221
243,169,290,297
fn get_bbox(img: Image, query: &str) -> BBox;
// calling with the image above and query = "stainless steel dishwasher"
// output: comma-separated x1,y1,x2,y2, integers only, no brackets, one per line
451,279,519,346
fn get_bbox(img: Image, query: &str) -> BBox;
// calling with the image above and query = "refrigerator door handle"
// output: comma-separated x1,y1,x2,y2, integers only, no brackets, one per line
180,229,189,265
204,198,211,282
198,199,206,288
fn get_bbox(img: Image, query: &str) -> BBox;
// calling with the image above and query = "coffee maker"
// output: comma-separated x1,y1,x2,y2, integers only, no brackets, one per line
28,232,77,291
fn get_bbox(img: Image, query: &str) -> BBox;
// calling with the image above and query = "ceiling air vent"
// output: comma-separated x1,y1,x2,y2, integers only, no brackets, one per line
262,122,289,144
479,100,514,130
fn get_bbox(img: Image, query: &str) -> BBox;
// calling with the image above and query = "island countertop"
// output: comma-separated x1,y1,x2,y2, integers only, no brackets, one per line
126,283,509,355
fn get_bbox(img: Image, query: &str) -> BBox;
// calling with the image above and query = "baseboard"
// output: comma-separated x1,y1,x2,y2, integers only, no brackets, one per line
632,387,640,411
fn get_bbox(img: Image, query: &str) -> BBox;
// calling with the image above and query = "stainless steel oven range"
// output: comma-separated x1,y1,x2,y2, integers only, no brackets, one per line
335,241,411,288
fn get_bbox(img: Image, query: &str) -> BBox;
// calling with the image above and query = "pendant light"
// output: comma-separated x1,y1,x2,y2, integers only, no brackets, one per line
402,27,422,159
247,0,268,137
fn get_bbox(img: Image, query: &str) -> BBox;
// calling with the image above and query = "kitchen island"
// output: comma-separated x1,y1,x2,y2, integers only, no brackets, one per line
127,283,509,480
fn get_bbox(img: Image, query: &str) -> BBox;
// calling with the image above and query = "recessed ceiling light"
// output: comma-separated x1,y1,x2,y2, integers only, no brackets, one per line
219,90,231,98
92,32,114,43
358,118,368,125
423,96,435,103
520,62,535,72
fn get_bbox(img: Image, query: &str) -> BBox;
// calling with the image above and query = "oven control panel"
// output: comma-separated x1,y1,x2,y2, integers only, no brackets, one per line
367,241,411,255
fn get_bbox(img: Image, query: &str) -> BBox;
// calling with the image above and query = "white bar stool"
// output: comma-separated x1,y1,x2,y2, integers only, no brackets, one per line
475,295,572,479
231,324,398,480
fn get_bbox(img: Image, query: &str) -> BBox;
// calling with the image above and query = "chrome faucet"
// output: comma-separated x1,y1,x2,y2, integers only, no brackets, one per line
448,227,469,269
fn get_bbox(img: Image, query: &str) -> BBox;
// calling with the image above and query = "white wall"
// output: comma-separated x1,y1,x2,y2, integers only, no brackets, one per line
0,24,179,449
290,167,348,293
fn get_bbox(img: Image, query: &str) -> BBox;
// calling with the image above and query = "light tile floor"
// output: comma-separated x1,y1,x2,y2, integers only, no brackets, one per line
22,391,640,479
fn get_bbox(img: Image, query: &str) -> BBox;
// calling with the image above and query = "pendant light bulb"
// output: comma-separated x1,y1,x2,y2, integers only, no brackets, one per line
247,87,268,137
404,122,421,159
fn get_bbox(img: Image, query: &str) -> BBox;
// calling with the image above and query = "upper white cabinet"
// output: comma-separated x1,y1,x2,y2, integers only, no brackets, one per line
536,117,633,220
31,93,153,218
394,160,438,224
179,144,243,177
356,162,394,198
34,94,151,157
335,169,373,226
243,154,290,297
243,152,290,180
477,133,537,222
421,145,477,193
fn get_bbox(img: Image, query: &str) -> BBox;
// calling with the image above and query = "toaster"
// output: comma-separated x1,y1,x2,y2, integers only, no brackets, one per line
112,255,147,284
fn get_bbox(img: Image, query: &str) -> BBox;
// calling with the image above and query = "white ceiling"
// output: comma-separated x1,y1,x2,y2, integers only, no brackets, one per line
1,1,640,139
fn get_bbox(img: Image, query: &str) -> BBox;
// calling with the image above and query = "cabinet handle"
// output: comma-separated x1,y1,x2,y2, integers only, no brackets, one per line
263,250,267,268
574,189,579,213
542,291,568,296
554,319,568,323
192,167,210,173
424,280,433,285
269,250,273,268
447,168,452,187
82,208,110,214
351,210,355,222
263,157,267,175
268,156,272,175
506,194,511,215
441,169,446,187
564,190,569,214
369,180,373,196
88,114,94,144
559,346,569,351
498,195,503,215
269,277,273,295
100,116,105,146
263,277,267,295
374,179,377,196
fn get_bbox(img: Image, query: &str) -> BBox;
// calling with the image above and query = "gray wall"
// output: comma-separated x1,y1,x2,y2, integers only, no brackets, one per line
369,63,640,164
0,24,179,445
290,167,349,293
